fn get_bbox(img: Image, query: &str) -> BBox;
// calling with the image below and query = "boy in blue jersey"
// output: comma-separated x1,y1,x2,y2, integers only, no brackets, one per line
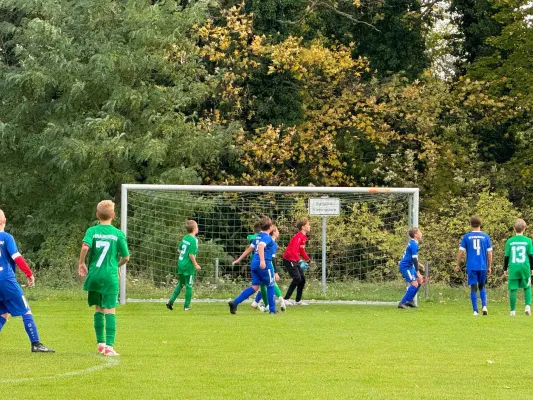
398,227,425,309
0,209,54,352
455,216,493,316
229,217,277,314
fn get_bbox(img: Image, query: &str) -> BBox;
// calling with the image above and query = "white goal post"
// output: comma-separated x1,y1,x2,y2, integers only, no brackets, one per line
119,185,419,304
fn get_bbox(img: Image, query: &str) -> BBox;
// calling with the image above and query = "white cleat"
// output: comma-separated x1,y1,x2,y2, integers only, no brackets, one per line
284,299,294,306
473,311,479,316
184,308,190,311
251,301,258,309
510,311,516,317
104,346,120,357
279,297,286,312
526,305,531,316
295,301,308,306
98,343,106,354
258,305,266,312
482,306,488,316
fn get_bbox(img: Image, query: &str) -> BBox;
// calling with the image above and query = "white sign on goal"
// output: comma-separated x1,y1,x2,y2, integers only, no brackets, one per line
308,198,340,216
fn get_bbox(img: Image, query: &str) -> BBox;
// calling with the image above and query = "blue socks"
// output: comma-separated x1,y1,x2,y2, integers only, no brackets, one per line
267,285,276,313
480,289,487,307
23,314,40,344
254,291,262,303
470,292,478,312
401,285,418,304
234,287,256,305
0,316,6,332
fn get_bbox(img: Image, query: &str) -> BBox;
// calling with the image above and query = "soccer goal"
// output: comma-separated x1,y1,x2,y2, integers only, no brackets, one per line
119,185,419,303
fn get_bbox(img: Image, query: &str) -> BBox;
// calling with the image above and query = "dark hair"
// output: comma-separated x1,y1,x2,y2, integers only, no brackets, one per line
259,216,272,231
470,216,482,228
297,218,309,231
408,228,420,239
253,221,262,234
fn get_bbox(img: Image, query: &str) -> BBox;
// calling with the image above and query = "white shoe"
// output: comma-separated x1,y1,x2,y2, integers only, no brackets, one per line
473,311,479,316
104,346,120,356
251,301,258,309
482,306,488,316
279,298,286,312
284,299,294,306
98,343,106,354
184,307,190,311
295,301,308,306
510,311,516,317
258,305,266,312
526,305,531,316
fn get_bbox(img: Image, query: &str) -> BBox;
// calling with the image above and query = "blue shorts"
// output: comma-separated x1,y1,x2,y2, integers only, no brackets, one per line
400,267,417,283
468,270,487,286
251,267,274,287
0,279,30,317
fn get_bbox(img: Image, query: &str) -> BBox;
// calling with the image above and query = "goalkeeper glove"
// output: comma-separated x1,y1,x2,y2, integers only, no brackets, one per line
299,261,309,271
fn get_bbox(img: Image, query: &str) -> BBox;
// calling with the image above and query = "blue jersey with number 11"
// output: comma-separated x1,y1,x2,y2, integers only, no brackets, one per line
459,231,492,271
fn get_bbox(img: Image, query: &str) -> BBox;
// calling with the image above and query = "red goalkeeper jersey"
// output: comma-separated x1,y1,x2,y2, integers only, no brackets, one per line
283,232,310,262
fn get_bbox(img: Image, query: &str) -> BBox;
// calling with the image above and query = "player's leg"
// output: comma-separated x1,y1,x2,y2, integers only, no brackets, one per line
0,305,8,332
89,292,106,352
284,260,302,304
167,275,186,310
103,305,118,356
263,269,277,313
183,275,194,310
229,270,260,314
521,277,531,315
399,268,418,308
467,270,479,315
478,271,488,315
295,265,307,304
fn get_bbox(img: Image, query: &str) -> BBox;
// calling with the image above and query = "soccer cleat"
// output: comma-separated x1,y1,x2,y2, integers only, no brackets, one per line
258,305,266,312
251,301,258,309
104,346,119,356
526,305,531,316
404,301,418,308
482,306,488,316
98,343,106,354
228,300,237,314
279,297,286,312
473,311,479,316
31,342,55,353
295,301,308,306
166,302,173,311
398,303,409,309
184,308,190,311
284,299,294,306
510,311,516,317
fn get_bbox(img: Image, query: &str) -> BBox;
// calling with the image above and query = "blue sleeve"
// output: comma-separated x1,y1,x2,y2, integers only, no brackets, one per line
5,234,19,258
411,242,419,268
486,235,493,250
460,235,467,250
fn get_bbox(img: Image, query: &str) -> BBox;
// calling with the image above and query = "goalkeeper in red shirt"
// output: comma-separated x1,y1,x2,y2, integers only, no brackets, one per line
283,218,311,306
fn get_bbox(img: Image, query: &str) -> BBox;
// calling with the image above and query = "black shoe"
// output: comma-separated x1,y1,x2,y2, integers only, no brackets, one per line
166,302,173,311
398,303,409,309
405,301,418,308
31,342,55,353
228,301,237,314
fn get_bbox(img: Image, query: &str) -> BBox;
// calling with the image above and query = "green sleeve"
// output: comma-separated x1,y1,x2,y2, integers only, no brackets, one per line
528,239,533,256
190,237,198,256
118,231,130,257
82,227,93,247
504,240,510,257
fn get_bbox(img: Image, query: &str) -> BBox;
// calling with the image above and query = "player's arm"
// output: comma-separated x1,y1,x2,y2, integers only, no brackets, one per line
118,256,130,267
6,235,34,286
299,237,310,262
455,249,465,272
232,245,254,265
78,244,90,278
258,242,266,269
487,250,493,275
503,255,509,277
189,254,201,270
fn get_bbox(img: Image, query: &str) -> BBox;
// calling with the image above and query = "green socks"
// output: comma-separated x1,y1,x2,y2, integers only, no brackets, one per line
169,284,183,304
105,313,116,347
260,283,282,307
94,312,105,344
274,284,282,297
184,285,193,308
510,290,517,311
525,286,532,306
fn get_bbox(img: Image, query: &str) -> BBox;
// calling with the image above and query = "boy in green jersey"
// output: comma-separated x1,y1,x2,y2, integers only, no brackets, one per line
504,219,533,316
78,200,130,356
166,220,201,311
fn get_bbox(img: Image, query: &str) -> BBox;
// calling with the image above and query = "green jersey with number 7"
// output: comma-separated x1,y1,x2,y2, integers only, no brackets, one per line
82,224,129,295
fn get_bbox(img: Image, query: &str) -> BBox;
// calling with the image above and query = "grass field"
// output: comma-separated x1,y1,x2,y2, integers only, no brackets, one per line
3,294,533,400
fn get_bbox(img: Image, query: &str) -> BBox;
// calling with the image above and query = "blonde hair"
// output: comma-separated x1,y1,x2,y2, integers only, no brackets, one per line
96,200,115,221
514,218,526,234
185,220,197,233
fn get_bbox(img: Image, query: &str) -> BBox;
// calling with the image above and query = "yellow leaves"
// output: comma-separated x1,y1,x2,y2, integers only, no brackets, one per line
353,0,361,7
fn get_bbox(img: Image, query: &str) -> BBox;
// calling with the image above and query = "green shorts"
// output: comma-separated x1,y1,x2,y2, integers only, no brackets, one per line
178,274,194,286
508,278,531,291
88,291,119,309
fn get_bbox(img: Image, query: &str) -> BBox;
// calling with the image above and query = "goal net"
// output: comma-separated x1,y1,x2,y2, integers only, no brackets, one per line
120,185,419,303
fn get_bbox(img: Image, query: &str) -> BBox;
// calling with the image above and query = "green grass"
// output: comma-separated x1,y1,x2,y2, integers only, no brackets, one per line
3,298,533,399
